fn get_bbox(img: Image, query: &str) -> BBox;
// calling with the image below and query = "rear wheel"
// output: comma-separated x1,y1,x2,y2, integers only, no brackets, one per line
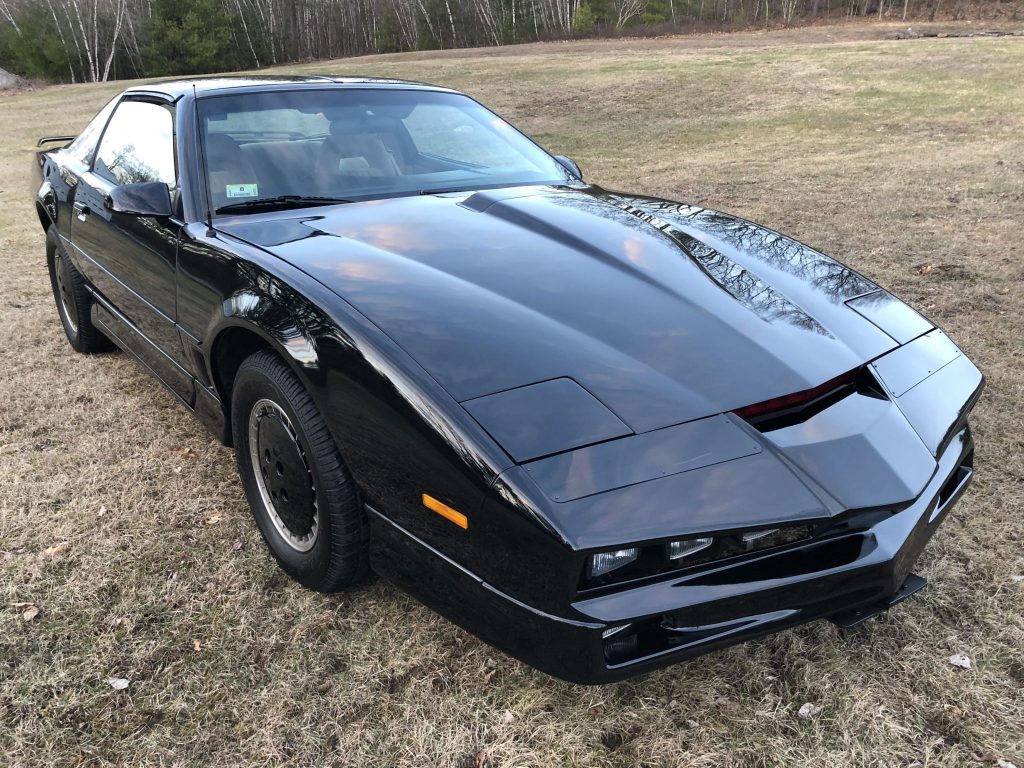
231,350,368,591
46,225,113,353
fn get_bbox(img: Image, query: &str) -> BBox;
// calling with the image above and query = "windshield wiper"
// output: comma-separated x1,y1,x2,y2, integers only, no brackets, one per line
215,195,353,214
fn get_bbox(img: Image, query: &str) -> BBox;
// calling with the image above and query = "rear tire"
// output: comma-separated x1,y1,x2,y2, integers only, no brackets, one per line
46,225,113,354
231,350,368,592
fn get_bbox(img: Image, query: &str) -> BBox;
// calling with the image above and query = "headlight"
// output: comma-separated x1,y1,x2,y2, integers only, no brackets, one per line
666,536,713,560
587,548,639,578
741,528,780,549
580,525,815,590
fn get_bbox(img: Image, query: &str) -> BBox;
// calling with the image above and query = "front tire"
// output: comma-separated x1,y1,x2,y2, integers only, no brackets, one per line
46,226,113,354
231,350,368,592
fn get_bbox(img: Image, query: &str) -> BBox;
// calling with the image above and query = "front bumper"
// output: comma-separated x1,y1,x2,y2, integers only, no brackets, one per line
370,425,974,684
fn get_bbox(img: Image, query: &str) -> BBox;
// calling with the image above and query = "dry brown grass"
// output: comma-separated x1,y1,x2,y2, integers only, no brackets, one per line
2,22,1023,768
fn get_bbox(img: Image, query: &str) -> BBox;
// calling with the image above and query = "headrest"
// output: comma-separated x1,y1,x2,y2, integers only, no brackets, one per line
328,119,367,136
205,133,239,153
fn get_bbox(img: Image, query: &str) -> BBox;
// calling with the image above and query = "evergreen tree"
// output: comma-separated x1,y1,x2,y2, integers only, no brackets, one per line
143,0,246,76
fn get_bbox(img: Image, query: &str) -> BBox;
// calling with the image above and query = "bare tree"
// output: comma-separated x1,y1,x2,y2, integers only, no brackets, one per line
614,0,645,27
0,0,1004,83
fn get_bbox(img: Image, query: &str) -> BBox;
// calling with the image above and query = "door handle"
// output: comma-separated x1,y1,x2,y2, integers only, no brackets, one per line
73,202,90,221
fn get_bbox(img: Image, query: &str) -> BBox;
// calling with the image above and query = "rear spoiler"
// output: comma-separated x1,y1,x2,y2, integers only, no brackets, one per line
37,135,76,147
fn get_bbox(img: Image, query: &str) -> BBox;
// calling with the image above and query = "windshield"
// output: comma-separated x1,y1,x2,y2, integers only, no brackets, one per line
197,88,574,213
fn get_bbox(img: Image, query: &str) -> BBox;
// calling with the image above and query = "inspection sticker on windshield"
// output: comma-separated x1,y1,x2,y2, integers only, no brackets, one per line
226,183,258,198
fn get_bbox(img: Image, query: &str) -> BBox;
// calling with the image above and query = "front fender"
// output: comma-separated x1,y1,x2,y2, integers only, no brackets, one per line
175,225,338,445
200,278,337,448
211,286,322,386
180,224,525,588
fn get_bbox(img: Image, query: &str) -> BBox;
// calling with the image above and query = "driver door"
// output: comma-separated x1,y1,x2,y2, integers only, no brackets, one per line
68,97,194,405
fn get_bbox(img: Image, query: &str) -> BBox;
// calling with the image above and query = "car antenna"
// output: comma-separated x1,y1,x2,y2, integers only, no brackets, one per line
193,84,216,237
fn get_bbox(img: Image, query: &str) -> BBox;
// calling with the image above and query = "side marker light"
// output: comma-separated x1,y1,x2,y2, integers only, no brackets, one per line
422,493,468,529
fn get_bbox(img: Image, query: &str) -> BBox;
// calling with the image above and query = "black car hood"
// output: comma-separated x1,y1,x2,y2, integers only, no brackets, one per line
219,185,913,436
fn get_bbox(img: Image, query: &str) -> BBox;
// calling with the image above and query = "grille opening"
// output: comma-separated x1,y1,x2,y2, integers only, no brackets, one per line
684,535,868,586
938,466,970,510
932,450,973,522
603,586,884,668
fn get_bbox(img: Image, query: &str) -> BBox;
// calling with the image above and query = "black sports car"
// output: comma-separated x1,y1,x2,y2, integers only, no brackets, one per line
32,77,983,683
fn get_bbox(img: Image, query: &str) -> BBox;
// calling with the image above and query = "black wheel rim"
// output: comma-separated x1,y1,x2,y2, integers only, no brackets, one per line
247,398,319,552
55,255,77,334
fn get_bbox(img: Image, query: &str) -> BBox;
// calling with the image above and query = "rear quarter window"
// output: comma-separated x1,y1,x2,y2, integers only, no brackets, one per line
64,95,119,167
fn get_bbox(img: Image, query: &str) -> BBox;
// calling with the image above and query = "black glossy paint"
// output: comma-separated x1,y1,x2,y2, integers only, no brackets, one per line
32,77,984,683
107,181,174,217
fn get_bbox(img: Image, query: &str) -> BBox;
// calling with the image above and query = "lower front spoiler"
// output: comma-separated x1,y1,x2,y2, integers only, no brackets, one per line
828,572,928,629
369,427,973,684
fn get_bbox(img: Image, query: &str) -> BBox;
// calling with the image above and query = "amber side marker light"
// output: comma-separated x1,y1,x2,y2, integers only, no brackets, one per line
422,493,468,529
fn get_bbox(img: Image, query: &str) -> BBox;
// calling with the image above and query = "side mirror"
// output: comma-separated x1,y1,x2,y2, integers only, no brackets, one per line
554,155,583,181
106,182,172,217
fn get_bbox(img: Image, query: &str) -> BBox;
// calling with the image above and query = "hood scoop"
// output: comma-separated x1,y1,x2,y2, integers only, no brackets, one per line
458,185,555,213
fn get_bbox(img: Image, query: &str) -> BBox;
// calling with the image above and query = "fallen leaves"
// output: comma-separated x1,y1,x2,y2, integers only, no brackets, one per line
206,513,224,525
916,263,970,279
949,653,972,669
10,602,39,621
480,656,500,684
43,541,70,556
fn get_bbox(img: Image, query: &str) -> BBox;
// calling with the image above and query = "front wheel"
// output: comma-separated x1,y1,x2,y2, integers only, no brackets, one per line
231,350,368,592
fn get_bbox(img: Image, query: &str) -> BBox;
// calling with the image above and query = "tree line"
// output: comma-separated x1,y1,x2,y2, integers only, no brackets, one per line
0,0,1003,83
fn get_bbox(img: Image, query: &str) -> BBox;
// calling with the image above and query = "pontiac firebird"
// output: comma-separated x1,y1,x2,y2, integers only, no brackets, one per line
32,77,983,683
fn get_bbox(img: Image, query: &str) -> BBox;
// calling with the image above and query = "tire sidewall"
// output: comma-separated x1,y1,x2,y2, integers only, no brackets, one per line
47,239,83,349
231,363,337,586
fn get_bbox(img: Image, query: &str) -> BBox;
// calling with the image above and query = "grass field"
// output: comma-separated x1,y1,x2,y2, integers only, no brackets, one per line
1,21,1023,768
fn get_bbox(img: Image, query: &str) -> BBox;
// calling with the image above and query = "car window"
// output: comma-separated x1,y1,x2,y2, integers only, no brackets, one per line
205,107,329,138
401,103,526,168
64,95,119,167
94,101,176,188
197,89,573,212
